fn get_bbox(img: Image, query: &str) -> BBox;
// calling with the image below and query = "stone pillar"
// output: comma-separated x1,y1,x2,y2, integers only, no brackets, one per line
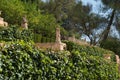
56,27,61,43
72,35,76,42
0,18,4,26
116,55,120,64
0,11,2,16
0,11,8,27
21,16,28,29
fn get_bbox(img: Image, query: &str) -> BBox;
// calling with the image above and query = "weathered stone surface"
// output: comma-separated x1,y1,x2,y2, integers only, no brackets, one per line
35,27,66,51
35,42,66,51
0,17,8,27
104,54,111,60
68,36,89,45
21,16,28,29
0,17,3,21
56,27,61,43
116,55,120,64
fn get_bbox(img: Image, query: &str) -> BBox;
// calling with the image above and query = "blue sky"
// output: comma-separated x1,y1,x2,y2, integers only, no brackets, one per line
81,0,102,13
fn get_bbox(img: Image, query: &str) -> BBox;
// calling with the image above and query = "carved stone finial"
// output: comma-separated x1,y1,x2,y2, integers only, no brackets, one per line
0,11,2,16
56,27,61,43
21,15,28,29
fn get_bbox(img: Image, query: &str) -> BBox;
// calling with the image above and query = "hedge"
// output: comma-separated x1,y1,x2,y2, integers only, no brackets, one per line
0,40,119,80
63,40,116,62
0,26,33,42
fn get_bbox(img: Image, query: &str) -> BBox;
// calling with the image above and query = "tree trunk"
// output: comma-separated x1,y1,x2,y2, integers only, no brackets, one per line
102,9,116,41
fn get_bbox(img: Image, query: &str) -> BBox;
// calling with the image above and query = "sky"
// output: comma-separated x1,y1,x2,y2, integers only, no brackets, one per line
81,0,103,13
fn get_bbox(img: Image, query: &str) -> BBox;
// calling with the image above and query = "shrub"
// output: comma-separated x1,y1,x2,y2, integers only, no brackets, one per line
0,26,33,42
100,38,120,56
0,40,119,80
64,41,115,60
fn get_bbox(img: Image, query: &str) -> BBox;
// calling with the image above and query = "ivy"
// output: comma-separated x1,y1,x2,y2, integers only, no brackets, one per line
64,40,116,62
0,40,119,80
0,26,33,42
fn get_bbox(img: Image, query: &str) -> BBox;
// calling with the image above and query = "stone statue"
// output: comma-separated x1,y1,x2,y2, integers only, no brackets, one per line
21,16,28,29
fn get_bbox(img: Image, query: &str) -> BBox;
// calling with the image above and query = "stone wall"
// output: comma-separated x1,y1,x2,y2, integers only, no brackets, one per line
35,27,66,51
35,42,66,51
104,54,111,60
68,36,89,46
115,55,120,73
103,54,120,63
